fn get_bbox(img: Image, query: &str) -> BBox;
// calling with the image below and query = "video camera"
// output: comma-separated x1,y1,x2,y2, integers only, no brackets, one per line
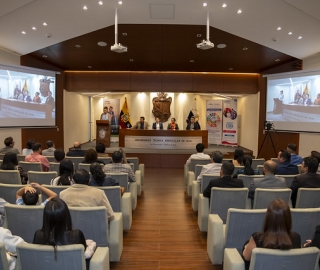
264,121,274,131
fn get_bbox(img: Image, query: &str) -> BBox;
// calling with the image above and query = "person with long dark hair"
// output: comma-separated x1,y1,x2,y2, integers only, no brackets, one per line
233,155,258,178
50,159,74,185
233,148,244,166
22,139,35,156
0,152,28,184
242,199,301,269
89,162,120,187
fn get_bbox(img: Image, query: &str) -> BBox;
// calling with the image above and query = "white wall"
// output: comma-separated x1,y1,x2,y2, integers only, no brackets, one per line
0,47,22,151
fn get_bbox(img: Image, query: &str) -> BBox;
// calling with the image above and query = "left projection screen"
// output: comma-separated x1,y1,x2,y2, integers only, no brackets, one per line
0,64,56,127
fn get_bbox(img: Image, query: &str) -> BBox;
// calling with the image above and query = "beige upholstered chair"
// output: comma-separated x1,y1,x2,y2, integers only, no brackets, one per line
0,183,25,204
49,162,60,172
275,174,298,187
223,247,319,270
207,208,266,264
0,170,21,184
41,185,69,201
233,166,244,176
187,164,205,196
65,157,83,170
237,175,264,189
270,157,279,165
126,157,145,188
16,243,109,270
16,155,26,162
257,165,264,175
253,188,291,209
251,158,265,169
97,157,112,164
78,163,104,173
18,161,42,172
295,188,320,208
45,156,56,162
0,242,9,270
28,171,57,185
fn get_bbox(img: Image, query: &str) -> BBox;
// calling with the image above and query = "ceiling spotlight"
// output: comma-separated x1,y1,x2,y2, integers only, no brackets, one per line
21,31,26,34
43,22,47,26
222,3,227,8
129,59,134,62
243,47,248,50
98,1,103,5
88,66,92,68
237,9,242,14
42,55,47,58
277,27,281,30
203,3,207,7
298,36,302,39
75,45,81,48
97,42,107,46
197,34,201,37
190,60,194,62
83,6,88,10
217,44,226,48
275,59,280,62
32,27,36,30
122,33,127,36
118,1,122,4
229,68,233,70
288,32,292,35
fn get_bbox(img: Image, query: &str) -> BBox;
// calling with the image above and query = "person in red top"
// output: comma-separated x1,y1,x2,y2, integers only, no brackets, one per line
25,142,50,171
167,117,179,130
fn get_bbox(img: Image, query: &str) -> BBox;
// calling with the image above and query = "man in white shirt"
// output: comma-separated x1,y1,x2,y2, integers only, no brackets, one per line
197,150,223,183
186,143,210,165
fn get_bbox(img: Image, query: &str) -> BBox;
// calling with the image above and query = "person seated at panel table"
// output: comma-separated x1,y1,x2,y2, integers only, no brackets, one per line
33,92,41,103
132,116,149,129
22,90,32,102
314,94,320,105
100,106,109,120
304,94,312,105
167,117,179,130
152,117,163,130
186,116,200,130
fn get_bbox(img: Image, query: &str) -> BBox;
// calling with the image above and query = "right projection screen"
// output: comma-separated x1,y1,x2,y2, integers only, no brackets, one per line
266,69,320,132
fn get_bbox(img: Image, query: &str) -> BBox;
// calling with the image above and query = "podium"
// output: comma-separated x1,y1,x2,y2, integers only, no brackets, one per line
96,120,110,147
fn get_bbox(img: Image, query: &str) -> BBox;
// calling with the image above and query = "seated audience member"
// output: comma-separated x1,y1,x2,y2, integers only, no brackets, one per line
33,92,41,103
234,155,259,178
0,136,20,154
152,117,163,130
16,182,57,205
248,160,286,200
242,199,301,270
118,148,130,164
95,143,108,157
0,152,28,184
25,142,50,171
167,118,179,130
82,149,104,165
33,198,94,270
54,148,65,162
311,150,320,174
0,228,24,270
233,148,244,166
197,151,223,183
59,169,114,221
22,139,35,156
304,224,320,250
203,162,244,199
42,140,56,156
290,156,320,208
132,116,149,129
186,116,201,130
186,143,210,165
286,143,302,165
275,149,299,175
50,159,74,185
66,142,86,157
104,151,136,182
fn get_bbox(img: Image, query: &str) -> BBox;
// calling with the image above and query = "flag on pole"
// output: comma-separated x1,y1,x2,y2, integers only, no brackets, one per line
186,98,199,123
120,97,132,129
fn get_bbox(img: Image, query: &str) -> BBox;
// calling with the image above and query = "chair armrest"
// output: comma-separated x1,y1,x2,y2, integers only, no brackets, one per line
135,170,142,196
109,212,123,262
187,171,195,196
121,192,132,230
223,248,245,270
198,194,209,232
129,182,137,210
90,247,110,270
192,181,200,211
139,164,145,186
184,164,189,186
207,214,224,264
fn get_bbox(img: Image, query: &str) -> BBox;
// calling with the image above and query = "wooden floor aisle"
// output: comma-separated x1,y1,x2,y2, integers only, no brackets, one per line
110,168,223,270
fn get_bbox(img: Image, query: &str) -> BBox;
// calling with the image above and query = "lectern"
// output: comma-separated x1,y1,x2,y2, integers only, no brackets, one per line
96,120,110,147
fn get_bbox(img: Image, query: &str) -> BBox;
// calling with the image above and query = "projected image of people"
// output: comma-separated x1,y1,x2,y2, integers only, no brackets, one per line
0,67,56,127
266,73,320,132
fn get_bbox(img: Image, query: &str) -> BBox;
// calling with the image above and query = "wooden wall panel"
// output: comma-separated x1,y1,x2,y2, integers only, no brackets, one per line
161,73,193,92
222,74,258,94
192,74,224,92
99,72,131,91
65,72,100,91
130,72,162,91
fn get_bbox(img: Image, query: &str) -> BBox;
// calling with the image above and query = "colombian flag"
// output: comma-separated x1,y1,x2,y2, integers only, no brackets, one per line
120,97,132,129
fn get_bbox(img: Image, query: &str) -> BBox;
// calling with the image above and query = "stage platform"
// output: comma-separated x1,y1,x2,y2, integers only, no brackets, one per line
79,140,253,168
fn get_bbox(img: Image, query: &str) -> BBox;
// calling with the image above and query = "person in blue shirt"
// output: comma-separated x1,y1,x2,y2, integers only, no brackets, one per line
275,149,299,175
287,143,302,165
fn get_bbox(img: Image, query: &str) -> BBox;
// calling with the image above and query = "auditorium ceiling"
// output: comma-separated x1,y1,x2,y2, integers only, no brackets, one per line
1,0,320,73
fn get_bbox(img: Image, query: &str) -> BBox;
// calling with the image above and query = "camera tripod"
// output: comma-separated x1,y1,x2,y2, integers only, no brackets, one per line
258,128,277,159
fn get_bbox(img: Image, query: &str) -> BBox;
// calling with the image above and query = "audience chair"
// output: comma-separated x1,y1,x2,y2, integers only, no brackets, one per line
0,160,2,168
45,156,56,162
297,164,302,174
190,158,211,174
275,174,297,187
187,164,204,196
28,171,57,185
78,163,103,173
16,243,110,270
251,158,265,169
198,187,248,232
41,185,69,201
18,161,42,172
233,166,244,176
16,155,26,162
0,242,9,270
0,183,25,204
253,188,291,209
0,170,21,184
295,188,320,208
69,206,123,262
291,207,320,242
270,157,279,164
127,157,145,187
49,162,60,172
223,247,319,270
238,175,264,189
97,157,111,164
207,208,266,264
191,174,219,211
5,204,44,243
256,165,264,175
65,157,83,170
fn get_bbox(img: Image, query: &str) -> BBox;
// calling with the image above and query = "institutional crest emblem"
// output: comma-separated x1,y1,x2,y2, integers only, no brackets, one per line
98,128,106,139
152,92,172,122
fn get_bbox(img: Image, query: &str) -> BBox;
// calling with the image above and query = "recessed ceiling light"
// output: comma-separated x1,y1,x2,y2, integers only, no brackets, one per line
75,45,81,48
21,31,26,34
122,33,127,36
277,27,281,30
32,27,36,30
118,1,122,5
237,9,242,14
298,36,302,39
217,44,226,49
222,3,227,8
190,60,194,62
98,1,103,5
88,66,92,68
42,55,47,58
97,42,107,46
275,59,280,62
43,22,47,26
197,34,201,37
129,59,134,62
243,47,248,50
288,32,292,35
229,68,233,70
83,6,88,10
203,3,207,7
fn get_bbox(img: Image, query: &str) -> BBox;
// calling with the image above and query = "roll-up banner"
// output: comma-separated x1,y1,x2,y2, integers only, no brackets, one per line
222,99,238,146
206,100,222,145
